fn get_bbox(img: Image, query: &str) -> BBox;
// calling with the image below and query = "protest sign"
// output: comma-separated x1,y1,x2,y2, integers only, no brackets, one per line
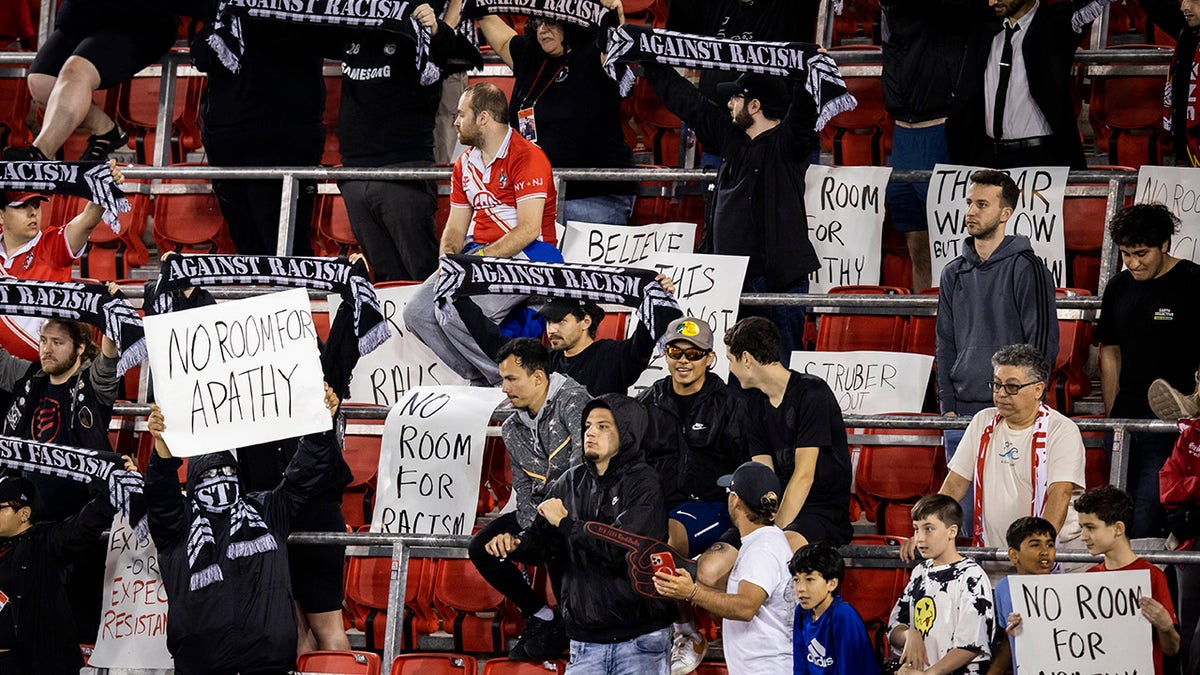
90,515,172,669
144,288,329,456
926,164,1068,285
1010,569,1153,674
329,286,468,406
372,386,506,534
626,252,748,394
1136,165,1200,262
559,221,698,266
804,165,891,292
789,350,932,414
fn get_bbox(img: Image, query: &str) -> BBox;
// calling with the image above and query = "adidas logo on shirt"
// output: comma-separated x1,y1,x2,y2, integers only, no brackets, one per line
807,638,834,668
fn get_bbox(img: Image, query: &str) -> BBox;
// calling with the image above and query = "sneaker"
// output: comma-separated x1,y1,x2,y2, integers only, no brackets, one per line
670,630,707,675
510,615,566,661
80,126,128,162
2,145,48,161
1148,378,1200,421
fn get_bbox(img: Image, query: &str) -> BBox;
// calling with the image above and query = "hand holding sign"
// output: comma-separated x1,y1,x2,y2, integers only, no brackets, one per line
583,521,694,599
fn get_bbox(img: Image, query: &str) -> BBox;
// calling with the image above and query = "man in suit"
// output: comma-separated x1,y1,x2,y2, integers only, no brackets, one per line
947,0,1114,169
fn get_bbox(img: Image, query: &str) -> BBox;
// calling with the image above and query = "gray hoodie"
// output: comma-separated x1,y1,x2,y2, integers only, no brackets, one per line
936,234,1059,415
500,373,591,527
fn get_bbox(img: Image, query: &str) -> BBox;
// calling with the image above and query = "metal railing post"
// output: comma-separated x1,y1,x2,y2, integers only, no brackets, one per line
383,540,410,668
276,173,301,256
1097,177,1124,298
153,56,180,167
1110,424,1128,491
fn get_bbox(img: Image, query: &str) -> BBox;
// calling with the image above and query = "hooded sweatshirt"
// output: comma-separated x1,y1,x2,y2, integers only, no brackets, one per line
935,234,1059,415
521,394,676,643
501,372,591,528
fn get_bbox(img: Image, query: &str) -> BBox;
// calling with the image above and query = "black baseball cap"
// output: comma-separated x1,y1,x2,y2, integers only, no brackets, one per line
715,73,791,114
0,476,35,509
536,298,605,324
717,461,780,507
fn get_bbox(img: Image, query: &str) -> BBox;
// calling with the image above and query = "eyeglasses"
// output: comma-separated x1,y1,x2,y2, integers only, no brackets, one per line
664,345,710,361
199,465,237,479
985,380,1042,396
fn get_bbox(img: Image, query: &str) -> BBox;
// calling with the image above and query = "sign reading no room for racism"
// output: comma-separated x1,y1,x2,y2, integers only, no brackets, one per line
144,288,330,456
803,165,891,292
1136,165,1200,263
372,386,505,535
1009,569,1153,675
926,164,1068,286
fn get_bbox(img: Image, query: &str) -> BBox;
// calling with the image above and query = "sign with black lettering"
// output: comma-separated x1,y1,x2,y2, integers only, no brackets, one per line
90,514,171,668
559,221,698,266
1010,569,1152,674
626,253,748,394
143,288,329,456
926,164,1068,286
371,386,505,535
328,286,468,406
1136,166,1200,263
789,350,932,414
804,165,891,292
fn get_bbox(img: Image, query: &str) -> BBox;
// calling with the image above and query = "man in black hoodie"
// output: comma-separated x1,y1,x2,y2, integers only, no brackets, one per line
514,394,675,672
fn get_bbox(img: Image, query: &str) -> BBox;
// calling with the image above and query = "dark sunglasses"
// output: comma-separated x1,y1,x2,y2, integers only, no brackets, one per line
665,345,709,361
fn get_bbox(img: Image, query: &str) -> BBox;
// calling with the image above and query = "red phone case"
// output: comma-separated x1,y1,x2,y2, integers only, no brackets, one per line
651,552,676,576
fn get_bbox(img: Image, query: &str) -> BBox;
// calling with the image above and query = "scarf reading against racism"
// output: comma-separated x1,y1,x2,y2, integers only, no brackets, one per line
603,25,857,131
149,254,390,358
461,0,615,29
0,161,129,231
208,0,439,84
436,255,682,338
972,403,1052,547
0,435,145,529
0,280,145,376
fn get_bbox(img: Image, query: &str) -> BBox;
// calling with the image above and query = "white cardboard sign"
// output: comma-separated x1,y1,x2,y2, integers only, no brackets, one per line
559,221,698,266
789,350,933,414
1136,165,1200,263
371,386,506,534
1010,569,1153,674
926,164,1068,286
804,165,891,292
328,286,469,406
90,514,173,669
144,288,329,456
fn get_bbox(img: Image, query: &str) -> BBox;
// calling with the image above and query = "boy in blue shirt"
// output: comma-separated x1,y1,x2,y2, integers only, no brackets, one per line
990,516,1057,675
790,541,881,675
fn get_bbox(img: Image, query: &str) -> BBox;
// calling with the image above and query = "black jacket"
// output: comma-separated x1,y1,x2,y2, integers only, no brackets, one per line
643,62,820,291
637,375,755,506
880,0,987,123
0,491,116,674
520,394,675,643
145,420,343,675
548,323,659,396
946,0,1093,169
1137,0,1200,166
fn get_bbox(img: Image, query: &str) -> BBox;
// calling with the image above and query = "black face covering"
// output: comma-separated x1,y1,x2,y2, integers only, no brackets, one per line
193,473,240,512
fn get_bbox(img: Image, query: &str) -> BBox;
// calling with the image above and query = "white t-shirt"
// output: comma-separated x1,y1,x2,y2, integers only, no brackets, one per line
948,407,1086,547
723,525,795,675
888,557,994,674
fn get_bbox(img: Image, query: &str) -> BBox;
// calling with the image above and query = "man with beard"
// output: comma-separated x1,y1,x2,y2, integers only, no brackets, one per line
404,82,563,387
641,68,820,361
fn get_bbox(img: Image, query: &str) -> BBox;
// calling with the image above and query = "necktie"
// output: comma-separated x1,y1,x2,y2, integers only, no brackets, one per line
993,23,1020,141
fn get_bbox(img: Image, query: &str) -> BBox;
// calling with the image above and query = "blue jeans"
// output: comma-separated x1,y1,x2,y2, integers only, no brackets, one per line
741,275,809,366
566,627,670,675
885,123,949,233
564,194,636,226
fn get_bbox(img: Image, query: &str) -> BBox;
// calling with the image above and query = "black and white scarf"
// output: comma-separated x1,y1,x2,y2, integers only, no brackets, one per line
149,254,390,358
0,279,145,376
208,0,439,84
461,0,615,29
0,435,145,529
435,255,682,338
0,161,129,231
188,498,278,591
602,25,857,130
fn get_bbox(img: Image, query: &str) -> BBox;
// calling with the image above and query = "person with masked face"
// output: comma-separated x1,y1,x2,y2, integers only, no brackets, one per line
143,384,344,675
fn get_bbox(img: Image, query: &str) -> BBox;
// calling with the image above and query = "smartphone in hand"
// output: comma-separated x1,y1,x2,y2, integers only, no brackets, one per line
650,552,676,577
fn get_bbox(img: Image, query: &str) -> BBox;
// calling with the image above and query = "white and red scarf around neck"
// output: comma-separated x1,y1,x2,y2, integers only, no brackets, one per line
972,402,1051,547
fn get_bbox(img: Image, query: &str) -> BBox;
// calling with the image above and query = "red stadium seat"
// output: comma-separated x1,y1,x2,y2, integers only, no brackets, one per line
632,79,691,167
854,419,946,532
297,650,382,675
116,70,190,164
323,75,342,166
433,558,521,653
832,0,881,45
0,67,32,150
903,287,940,357
345,543,440,652
1063,166,1134,294
815,286,911,352
151,173,237,254
340,426,382,529
311,191,363,258
1089,47,1171,166
63,191,151,280
390,653,478,675
822,47,890,166
693,664,729,675
1075,414,1111,489
841,535,908,659
480,431,511,517
1048,288,1094,413
594,310,629,341
482,657,568,674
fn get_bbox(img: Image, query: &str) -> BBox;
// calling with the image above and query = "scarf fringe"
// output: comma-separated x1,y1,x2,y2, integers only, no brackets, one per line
190,563,224,591
815,91,858,132
1071,0,1110,34
358,321,391,358
117,338,147,378
207,30,243,73
227,532,279,559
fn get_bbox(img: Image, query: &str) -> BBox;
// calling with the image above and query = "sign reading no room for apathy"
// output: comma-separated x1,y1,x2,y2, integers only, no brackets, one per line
144,288,330,456
1009,569,1153,675
372,386,506,535
803,165,891,292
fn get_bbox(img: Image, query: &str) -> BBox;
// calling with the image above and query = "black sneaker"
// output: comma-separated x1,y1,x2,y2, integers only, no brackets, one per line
2,145,48,161
80,126,128,162
510,615,566,661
